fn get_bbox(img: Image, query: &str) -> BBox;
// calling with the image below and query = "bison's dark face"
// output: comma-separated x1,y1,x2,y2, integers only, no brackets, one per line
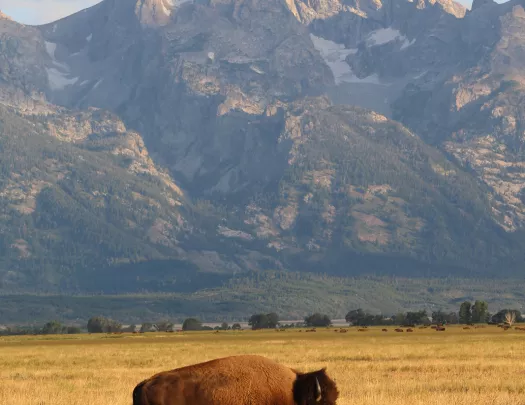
293,368,339,405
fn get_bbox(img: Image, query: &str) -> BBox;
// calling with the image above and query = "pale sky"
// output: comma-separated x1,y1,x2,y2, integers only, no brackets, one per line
0,0,103,25
0,0,499,26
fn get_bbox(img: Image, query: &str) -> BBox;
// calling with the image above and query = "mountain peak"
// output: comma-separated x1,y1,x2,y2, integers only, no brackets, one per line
134,0,188,26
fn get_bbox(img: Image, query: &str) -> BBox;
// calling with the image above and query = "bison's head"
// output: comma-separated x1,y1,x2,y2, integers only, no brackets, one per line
293,368,339,405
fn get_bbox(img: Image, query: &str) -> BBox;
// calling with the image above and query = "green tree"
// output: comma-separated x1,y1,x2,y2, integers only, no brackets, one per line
220,322,229,330
405,310,429,325
231,323,241,330
42,320,65,335
471,300,489,323
345,309,390,326
432,310,458,325
182,318,202,331
248,313,279,329
140,323,154,333
156,321,174,332
345,309,366,325
266,313,279,328
393,312,406,325
87,316,122,333
459,301,472,324
491,309,522,324
66,326,82,334
248,314,268,330
304,313,331,327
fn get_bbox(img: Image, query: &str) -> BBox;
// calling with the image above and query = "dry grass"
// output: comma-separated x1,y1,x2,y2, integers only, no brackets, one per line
1,326,525,405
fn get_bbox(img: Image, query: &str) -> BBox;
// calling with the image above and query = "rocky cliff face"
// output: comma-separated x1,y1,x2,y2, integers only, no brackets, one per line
236,97,513,273
0,0,525,293
35,0,333,196
283,0,525,233
391,0,525,230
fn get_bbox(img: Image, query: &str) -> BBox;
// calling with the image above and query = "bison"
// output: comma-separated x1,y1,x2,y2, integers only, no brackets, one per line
132,355,339,405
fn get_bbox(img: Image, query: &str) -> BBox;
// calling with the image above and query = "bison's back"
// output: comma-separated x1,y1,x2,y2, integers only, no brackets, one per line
135,355,298,405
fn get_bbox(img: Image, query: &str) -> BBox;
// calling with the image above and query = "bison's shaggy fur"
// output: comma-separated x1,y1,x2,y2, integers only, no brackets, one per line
132,355,339,405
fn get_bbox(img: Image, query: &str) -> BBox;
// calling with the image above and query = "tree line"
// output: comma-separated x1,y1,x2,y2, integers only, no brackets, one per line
345,301,523,327
1,300,523,336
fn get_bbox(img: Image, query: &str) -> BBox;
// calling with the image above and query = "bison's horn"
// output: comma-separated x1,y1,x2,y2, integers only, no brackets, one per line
315,377,322,401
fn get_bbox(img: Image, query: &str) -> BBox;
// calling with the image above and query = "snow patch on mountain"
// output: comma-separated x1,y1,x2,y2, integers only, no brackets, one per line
46,68,79,90
45,41,57,59
366,28,415,50
401,38,416,49
44,41,78,90
310,34,384,85
93,79,103,89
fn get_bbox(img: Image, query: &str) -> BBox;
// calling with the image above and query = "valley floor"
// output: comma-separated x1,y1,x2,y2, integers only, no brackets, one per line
1,326,525,405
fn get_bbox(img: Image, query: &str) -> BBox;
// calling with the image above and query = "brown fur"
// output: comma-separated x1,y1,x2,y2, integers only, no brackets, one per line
132,355,339,405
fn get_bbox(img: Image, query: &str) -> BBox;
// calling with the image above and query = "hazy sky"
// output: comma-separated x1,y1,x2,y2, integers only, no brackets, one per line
0,0,505,26
0,0,103,25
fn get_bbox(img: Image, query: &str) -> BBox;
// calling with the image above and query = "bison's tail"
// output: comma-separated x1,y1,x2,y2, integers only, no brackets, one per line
132,380,147,405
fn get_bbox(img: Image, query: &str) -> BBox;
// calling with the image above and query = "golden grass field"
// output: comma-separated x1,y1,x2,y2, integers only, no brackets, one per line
1,325,525,405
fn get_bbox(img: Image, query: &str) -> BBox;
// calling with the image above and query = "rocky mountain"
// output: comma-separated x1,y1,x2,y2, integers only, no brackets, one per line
293,0,525,234
0,0,524,310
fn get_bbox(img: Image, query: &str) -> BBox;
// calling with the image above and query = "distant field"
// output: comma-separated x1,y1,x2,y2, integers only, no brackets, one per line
2,325,525,405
